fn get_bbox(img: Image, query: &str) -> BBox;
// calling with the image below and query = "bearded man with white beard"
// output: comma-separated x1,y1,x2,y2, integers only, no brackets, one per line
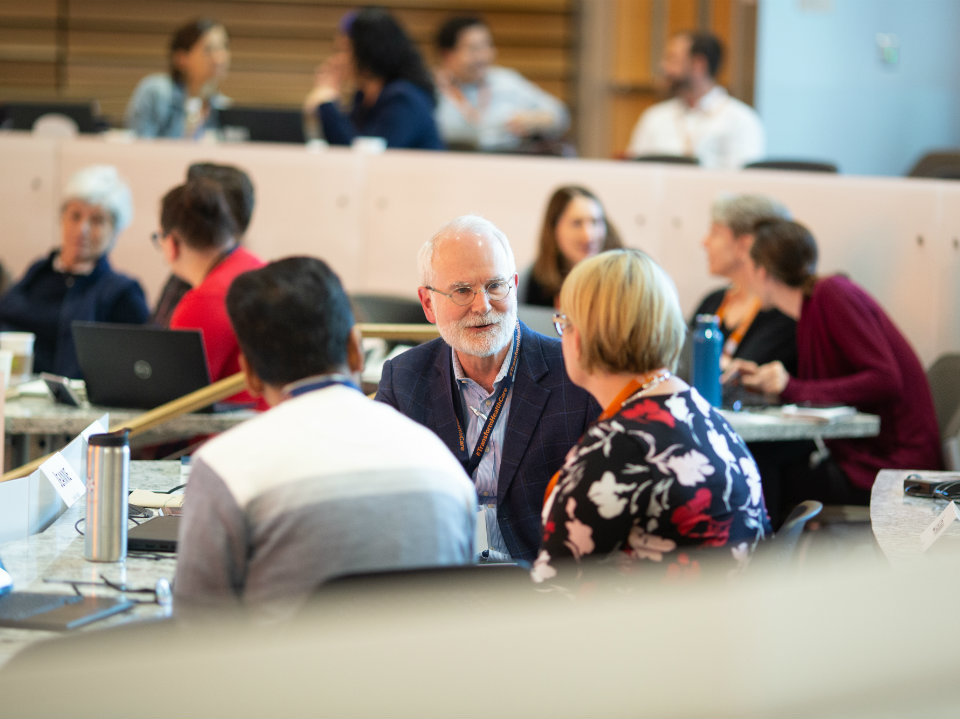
376,215,599,563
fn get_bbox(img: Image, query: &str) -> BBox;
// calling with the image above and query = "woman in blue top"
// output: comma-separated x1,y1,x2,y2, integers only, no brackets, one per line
303,7,443,150
126,18,231,139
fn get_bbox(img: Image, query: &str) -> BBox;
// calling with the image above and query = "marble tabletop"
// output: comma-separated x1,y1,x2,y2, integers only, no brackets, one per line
0,461,180,668
871,469,960,565
5,395,255,444
720,407,880,443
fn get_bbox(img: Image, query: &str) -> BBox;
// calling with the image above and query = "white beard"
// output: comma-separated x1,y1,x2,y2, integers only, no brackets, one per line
438,305,517,358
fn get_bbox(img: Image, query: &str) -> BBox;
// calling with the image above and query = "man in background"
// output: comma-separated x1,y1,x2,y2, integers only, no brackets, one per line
376,216,598,563
626,31,764,170
434,16,570,154
174,257,476,615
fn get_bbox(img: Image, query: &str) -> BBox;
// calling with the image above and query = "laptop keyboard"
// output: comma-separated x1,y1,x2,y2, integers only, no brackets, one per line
0,592,80,621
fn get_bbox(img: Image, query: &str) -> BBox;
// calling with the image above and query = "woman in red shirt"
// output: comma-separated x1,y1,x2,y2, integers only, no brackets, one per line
154,178,265,403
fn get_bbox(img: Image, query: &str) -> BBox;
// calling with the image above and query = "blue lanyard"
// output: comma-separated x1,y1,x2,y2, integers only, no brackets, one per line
284,374,361,398
454,323,521,478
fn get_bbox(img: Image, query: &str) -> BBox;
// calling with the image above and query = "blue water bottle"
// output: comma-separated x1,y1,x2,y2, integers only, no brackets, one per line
692,314,723,407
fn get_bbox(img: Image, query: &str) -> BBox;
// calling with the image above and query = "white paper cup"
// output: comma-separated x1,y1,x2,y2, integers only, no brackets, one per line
0,332,35,385
0,349,12,387
351,136,387,154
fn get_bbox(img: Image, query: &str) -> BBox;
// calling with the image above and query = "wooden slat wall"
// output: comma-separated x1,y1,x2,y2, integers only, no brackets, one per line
1,0,574,126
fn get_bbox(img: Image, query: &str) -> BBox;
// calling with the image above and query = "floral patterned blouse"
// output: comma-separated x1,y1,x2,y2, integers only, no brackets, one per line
532,387,771,586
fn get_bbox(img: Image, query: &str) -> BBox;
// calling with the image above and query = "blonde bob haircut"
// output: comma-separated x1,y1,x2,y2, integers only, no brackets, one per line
560,249,685,374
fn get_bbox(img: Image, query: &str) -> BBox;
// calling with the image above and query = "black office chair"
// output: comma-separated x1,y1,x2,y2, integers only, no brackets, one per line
349,293,425,324
752,500,823,569
926,353,960,469
744,159,838,173
632,153,699,165
907,150,960,179
0,100,105,133
217,106,306,144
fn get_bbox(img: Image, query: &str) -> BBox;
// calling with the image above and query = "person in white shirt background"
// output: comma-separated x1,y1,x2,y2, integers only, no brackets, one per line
433,15,570,154
626,31,765,170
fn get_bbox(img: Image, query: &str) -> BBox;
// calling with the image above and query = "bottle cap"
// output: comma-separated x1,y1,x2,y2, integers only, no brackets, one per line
88,427,131,447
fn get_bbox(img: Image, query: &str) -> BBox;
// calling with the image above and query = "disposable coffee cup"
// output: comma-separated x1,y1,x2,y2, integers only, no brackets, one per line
0,349,12,388
0,332,34,385
351,136,387,154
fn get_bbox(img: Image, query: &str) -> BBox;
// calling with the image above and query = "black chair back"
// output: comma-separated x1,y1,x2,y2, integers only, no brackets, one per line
744,159,838,173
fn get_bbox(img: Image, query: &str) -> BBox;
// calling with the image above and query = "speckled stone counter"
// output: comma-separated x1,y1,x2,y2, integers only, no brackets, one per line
720,408,880,442
5,396,255,442
871,469,960,565
0,461,180,668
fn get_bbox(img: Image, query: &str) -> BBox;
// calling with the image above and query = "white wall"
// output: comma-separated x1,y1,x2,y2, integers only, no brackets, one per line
755,0,960,176
2,133,959,368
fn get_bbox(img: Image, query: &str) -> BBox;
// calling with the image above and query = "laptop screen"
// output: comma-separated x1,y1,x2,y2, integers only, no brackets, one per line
72,322,211,409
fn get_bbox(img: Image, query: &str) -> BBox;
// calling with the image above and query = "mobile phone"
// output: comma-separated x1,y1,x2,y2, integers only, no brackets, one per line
903,474,960,500
40,372,85,407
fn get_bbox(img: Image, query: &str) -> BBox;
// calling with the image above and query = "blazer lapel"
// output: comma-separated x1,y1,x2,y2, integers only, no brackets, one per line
498,326,550,502
423,346,463,458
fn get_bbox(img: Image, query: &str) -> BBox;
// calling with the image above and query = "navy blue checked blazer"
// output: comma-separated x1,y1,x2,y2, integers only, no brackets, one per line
375,322,600,562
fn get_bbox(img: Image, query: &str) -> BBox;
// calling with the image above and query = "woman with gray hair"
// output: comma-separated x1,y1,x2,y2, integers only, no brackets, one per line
0,165,149,378
691,194,796,376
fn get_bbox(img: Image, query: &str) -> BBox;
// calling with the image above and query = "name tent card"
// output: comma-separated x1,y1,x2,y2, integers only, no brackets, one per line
919,501,960,552
40,452,85,507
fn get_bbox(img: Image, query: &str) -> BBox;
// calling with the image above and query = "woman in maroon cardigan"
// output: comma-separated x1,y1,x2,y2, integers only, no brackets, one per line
727,218,941,510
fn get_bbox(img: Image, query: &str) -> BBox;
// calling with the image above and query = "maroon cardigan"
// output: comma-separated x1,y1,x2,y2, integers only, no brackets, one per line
781,275,941,489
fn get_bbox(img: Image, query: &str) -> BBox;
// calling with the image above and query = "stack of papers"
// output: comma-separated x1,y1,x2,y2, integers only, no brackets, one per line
780,404,857,423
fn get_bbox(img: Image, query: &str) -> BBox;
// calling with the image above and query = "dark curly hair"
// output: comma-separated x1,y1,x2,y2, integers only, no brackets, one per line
349,7,436,106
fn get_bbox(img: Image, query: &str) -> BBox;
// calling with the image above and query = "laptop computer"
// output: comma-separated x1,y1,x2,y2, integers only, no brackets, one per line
127,515,181,553
72,322,211,409
0,555,134,630
0,592,135,631
218,106,306,144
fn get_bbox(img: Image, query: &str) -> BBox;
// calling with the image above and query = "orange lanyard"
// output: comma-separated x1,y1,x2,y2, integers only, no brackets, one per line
715,291,761,358
542,370,669,505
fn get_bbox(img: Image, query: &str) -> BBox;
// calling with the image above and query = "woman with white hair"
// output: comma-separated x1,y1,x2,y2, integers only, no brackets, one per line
533,249,770,587
691,194,796,374
0,165,149,378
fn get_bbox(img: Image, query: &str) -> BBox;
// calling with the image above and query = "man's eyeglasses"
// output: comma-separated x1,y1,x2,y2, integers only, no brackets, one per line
552,313,570,337
150,231,164,250
424,279,513,307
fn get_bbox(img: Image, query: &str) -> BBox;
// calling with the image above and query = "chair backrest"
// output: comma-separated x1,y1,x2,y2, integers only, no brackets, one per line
632,153,699,165
752,500,822,569
349,293,425,324
0,101,102,134
926,353,960,469
517,303,557,337
744,159,838,173
908,150,960,179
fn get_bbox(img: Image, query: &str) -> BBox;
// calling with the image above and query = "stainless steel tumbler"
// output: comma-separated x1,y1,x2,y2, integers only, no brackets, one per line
84,428,130,562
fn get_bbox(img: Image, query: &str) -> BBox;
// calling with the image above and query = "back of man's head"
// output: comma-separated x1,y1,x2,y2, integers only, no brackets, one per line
227,257,354,387
686,31,723,79
187,162,255,236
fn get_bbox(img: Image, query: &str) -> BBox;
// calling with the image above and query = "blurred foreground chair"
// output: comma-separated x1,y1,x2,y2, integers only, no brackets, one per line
908,150,960,179
752,500,822,570
926,353,960,469
744,159,838,173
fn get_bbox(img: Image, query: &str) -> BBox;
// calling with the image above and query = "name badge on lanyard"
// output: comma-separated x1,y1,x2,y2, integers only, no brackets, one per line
454,322,521,478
